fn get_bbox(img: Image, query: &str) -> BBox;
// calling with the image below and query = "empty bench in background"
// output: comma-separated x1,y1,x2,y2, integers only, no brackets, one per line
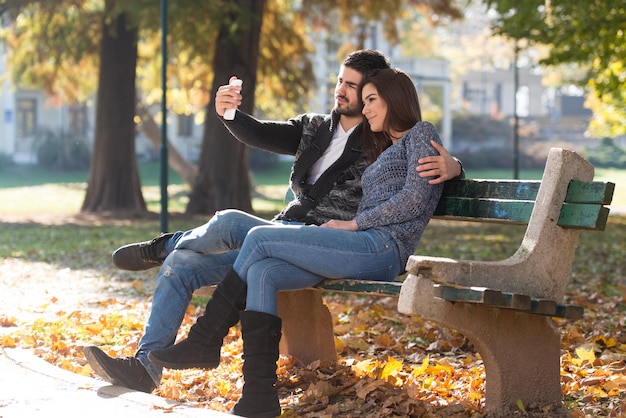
275,148,614,416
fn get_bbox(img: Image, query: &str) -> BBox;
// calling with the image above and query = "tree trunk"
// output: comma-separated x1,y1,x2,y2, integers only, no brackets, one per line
81,3,145,214
186,0,265,215
136,104,198,186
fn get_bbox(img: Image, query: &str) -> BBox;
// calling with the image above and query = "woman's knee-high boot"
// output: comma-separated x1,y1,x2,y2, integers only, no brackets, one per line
232,311,282,418
148,268,247,369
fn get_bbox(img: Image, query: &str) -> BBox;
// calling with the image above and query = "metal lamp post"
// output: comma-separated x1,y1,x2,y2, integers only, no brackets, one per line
159,0,169,232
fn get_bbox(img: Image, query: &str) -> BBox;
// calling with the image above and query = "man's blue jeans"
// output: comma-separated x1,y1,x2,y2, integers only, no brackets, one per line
136,210,294,383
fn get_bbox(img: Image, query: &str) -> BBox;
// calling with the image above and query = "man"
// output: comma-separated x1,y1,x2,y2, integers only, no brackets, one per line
84,49,463,393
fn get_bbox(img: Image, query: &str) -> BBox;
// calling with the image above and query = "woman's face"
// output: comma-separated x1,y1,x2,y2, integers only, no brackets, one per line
361,83,387,133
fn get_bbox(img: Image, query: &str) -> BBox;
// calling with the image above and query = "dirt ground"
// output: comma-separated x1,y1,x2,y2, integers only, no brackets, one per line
0,213,150,329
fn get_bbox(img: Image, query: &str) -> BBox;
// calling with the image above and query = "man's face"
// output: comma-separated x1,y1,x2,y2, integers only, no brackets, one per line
333,65,363,117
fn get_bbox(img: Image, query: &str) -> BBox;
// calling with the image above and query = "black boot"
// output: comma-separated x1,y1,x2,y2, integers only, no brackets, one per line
231,311,282,418
148,268,246,369
84,346,157,393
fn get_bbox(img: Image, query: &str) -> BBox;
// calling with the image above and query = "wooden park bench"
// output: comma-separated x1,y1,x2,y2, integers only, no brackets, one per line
193,147,613,414
269,147,614,416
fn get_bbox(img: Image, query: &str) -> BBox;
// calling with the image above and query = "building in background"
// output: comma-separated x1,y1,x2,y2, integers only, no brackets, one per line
0,14,594,166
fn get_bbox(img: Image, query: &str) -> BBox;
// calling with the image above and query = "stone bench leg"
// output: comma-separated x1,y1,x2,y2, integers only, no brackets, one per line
277,289,337,364
398,274,565,415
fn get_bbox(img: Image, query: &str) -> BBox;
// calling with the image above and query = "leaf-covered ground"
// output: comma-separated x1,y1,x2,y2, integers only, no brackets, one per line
1,215,625,417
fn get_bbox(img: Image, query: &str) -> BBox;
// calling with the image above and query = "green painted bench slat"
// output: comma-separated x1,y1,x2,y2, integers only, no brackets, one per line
559,204,611,230
433,283,533,310
288,180,613,205
314,279,580,320
434,198,534,224
440,180,541,200
434,180,613,230
315,279,402,296
434,198,610,230
529,299,557,316
433,284,506,305
432,283,584,319
565,180,615,204
439,179,612,203
505,293,533,310
527,299,583,320
554,304,585,320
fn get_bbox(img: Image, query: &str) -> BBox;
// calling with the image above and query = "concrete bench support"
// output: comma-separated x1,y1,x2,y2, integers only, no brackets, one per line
399,275,562,414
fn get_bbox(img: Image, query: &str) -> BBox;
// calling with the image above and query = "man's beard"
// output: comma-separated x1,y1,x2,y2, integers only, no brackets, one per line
334,101,361,117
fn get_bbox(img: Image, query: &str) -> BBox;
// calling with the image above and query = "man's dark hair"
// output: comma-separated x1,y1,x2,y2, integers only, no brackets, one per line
342,49,391,74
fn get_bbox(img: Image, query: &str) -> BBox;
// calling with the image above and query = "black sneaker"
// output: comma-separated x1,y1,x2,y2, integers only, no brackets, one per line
84,346,157,393
112,232,174,271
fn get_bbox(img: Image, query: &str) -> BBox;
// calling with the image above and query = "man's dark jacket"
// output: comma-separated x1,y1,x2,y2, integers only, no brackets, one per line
222,110,368,225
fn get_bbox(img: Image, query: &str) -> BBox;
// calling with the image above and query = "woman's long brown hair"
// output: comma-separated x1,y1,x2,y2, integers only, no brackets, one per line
359,68,423,162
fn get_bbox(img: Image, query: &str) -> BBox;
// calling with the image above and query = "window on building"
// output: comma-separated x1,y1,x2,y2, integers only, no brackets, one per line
16,98,36,137
462,83,488,114
177,114,193,137
516,86,530,117
69,103,88,137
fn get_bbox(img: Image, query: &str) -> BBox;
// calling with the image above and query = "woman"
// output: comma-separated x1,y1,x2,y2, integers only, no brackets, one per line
149,68,445,418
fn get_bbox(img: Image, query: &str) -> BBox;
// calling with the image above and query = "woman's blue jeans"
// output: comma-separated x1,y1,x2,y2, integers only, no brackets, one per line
232,223,402,316
136,209,291,383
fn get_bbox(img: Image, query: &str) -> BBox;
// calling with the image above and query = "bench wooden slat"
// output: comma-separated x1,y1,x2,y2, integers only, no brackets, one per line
441,180,541,200
434,284,531,310
433,284,506,306
432,283,583,319
434,197,534,223
558,203,611,230
434,179,613,230
289,180,613,229
440,179,613,203
435,198,609,230
529,299,557,316
507,293,532,310
565,180,615,204
554,304,585,320
196,279,403,299
315,279,402,296
527,299,583,320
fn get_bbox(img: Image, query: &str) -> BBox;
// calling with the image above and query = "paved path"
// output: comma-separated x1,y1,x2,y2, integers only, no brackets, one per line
0,254,240,418
0,347,234,417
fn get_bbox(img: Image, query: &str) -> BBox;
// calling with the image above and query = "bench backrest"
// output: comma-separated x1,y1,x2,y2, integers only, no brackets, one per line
434,175,613,230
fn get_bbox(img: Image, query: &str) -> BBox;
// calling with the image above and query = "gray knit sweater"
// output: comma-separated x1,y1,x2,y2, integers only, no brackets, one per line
354,121,444,266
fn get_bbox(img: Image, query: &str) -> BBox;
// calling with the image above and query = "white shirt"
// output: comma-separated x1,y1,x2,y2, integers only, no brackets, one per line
306,124,356,184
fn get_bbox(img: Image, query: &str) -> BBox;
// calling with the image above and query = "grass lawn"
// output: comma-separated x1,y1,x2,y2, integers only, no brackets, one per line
0,160,293,216
0,159,623,217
